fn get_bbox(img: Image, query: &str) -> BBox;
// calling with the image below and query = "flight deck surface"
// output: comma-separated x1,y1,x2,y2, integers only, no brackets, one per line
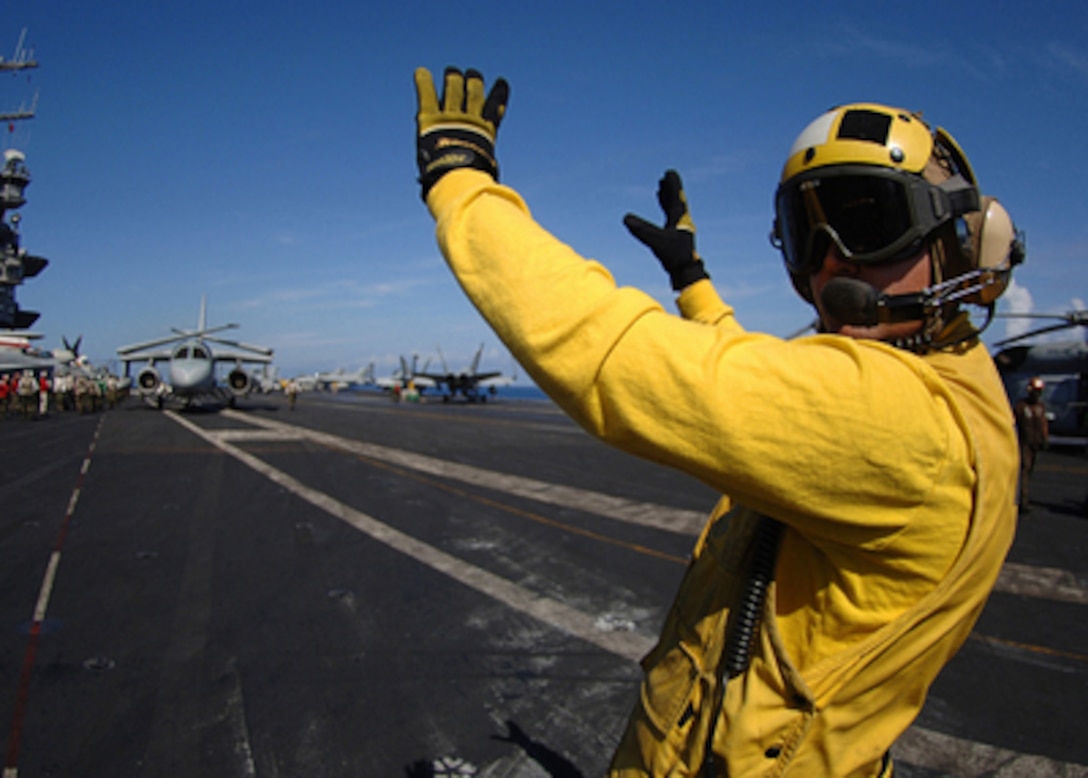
1,394,1085,777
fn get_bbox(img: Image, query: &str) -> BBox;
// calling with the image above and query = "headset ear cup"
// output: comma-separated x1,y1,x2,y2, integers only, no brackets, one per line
967,196,1017,304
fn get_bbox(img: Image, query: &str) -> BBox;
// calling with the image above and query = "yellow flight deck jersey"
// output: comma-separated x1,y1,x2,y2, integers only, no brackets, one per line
427,169,1018,777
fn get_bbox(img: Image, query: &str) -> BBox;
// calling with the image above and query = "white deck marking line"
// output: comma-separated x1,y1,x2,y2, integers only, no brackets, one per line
5,417,105,778
65,489,80,517
893,725,1088,777
220,662,257,778
220,409,706,536
997,562,1088,605
183,413,1088,776
32,552,61,624
166,411,656,663
213,429,305,443
221,410,1088,606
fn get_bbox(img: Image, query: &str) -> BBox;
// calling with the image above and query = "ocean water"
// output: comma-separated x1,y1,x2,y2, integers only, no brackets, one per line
346,383,551,402
495,384,549,401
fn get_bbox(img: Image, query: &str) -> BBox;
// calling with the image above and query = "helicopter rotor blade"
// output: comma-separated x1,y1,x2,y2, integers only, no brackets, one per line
996,313,1066,321
996,310,1088,325
993,321,1085,348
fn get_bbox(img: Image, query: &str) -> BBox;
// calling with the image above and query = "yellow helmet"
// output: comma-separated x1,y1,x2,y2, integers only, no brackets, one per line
779,103,937,183
772,103,1023,325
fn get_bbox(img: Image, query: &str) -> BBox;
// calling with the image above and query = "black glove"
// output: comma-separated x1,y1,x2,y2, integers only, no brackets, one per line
414,66,510,200
624,170,709,291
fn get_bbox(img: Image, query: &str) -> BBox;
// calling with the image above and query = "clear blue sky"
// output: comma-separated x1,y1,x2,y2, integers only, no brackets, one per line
4,0,1086,380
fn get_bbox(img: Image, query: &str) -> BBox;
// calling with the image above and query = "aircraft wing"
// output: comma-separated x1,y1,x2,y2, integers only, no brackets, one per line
374,373,437,390
0,350,55,372
116,346,174,364
478,373,514,388
416,370,509,387
116,332,190,357
211,348,273,365
206,336,273,364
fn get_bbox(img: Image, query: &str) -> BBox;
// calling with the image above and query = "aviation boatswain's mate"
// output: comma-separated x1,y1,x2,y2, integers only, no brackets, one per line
412,67,1023,777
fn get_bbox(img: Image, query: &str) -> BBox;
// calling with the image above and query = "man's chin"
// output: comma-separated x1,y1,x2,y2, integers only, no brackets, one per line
823,319,923,342
835,323,884,340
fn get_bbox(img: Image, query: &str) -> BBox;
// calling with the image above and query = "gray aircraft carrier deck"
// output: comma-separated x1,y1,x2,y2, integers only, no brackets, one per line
1,393,1085,777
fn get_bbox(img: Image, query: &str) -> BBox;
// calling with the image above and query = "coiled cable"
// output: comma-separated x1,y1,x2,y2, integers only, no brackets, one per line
701,516,784,777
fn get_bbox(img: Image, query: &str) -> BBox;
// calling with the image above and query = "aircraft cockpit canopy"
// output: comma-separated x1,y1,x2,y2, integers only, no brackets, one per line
172,344,210,360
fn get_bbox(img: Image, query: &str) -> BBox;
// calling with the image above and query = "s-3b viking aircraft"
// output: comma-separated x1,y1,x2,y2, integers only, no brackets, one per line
116,297,273,409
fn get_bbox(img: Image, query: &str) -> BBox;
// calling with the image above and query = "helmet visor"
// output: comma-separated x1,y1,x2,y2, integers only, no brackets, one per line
776,165,954,275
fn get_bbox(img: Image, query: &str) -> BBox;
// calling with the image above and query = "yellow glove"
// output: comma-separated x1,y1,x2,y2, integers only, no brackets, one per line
415,67,509,200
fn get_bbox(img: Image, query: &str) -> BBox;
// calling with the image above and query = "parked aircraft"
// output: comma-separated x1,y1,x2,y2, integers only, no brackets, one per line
371,354,437,395
993,309,1087,441
47,336,131,389
289,374,318,393
116,298,273,409
250,365,282,393
1,333,132,393
417,344,514,403
293,365,375,393
50,335,82,366
0,330,53,373
318,365,374,392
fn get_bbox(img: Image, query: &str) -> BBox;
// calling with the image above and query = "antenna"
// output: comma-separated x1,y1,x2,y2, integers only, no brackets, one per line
14,28,26,62
0,46,46,330
1,30,38,132
0,29,38,72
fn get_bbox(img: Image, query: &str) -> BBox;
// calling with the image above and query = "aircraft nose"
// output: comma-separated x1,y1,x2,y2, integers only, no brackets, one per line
170,361,213,390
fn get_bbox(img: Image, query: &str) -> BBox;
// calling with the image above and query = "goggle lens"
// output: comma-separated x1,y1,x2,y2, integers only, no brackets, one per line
777,172,923,274
820,177,912,255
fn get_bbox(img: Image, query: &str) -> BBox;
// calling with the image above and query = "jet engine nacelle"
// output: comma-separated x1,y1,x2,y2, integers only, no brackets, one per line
227,367,252,397
136,366,162,394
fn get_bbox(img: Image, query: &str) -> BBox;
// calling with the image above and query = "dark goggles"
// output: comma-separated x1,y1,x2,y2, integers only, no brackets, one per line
774,165,980,275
